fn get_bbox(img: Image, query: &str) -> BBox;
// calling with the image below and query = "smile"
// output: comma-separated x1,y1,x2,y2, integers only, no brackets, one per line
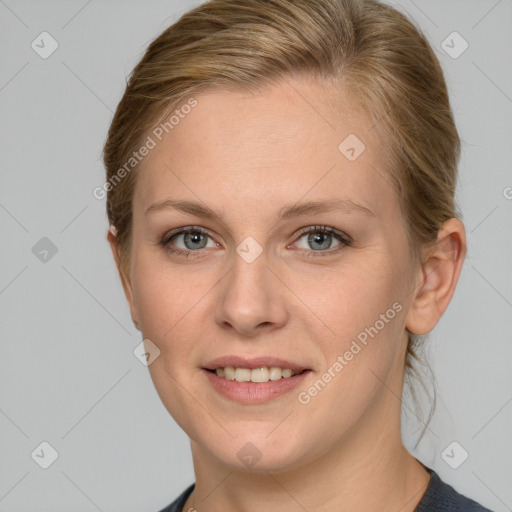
209,366,305,383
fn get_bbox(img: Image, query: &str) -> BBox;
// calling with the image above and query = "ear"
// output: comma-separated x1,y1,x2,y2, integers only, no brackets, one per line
405,218,466,335
107,226,140,331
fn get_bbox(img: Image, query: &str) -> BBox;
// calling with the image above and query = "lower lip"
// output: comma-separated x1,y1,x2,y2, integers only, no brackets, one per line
202,369,311,404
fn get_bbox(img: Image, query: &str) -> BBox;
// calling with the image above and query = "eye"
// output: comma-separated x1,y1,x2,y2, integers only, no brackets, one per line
160,225,351,259
161,226,219,257
291,225,351,257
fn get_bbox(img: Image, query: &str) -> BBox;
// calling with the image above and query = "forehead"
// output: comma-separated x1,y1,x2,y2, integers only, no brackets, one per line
134,77,397,220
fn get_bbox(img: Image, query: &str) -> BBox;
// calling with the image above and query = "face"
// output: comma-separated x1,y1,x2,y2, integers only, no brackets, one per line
115,77,423,471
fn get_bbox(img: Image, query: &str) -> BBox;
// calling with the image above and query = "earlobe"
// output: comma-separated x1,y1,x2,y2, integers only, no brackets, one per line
405,218,466,335
106,226,140,331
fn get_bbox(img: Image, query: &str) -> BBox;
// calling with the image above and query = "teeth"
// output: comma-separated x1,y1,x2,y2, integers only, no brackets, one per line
234,368,251,382
282,368,292,378
250,367,269,383
269,367,282,380
214,366,302,383
224,367,235,380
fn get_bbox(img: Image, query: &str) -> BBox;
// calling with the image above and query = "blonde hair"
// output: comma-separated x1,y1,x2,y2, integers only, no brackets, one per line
103,0,461,441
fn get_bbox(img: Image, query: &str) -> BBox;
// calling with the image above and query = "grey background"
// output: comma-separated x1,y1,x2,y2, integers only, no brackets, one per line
0,0,510,511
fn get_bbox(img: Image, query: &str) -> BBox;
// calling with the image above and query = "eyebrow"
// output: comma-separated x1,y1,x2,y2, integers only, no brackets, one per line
144,198,374,223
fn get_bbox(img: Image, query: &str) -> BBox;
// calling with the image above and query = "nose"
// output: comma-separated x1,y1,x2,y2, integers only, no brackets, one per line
214,249,289,338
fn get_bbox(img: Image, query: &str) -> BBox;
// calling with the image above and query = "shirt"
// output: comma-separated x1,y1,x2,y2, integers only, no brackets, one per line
157,464,493,511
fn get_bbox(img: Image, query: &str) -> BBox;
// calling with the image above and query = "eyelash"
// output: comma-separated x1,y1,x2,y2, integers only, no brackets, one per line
160,225,352,259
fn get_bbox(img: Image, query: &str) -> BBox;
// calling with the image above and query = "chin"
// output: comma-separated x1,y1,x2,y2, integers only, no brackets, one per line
198,429,319,474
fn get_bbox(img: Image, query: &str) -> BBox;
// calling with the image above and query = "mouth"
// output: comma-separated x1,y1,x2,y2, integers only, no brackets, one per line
204,366,307,383
201,357,312,404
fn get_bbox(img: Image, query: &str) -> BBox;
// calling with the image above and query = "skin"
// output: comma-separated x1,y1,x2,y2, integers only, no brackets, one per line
108,76,466,512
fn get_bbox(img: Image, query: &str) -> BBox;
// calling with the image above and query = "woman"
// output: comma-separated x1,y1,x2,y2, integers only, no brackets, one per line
103,0,492,510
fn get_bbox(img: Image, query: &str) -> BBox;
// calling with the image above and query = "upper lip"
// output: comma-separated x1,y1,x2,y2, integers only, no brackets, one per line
203,356,309,372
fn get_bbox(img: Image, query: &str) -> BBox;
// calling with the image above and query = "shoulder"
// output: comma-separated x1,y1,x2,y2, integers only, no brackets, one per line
158,470,494,512
415,466,494,512
157,483,195,512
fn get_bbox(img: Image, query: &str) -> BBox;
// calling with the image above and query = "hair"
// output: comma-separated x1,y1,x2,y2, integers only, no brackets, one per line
103,0,462,444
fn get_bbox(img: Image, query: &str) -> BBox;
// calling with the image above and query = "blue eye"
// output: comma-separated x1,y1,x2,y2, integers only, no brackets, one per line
292,226,351,258
160,225,351,259
161,226,217,258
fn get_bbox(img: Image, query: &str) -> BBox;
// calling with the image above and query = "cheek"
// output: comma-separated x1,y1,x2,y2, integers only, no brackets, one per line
130,254,217,377
131,260,207,432
305,252,405,344
294,282,406,445
133,272,177,341
131,251,204,338
305,251,409,398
